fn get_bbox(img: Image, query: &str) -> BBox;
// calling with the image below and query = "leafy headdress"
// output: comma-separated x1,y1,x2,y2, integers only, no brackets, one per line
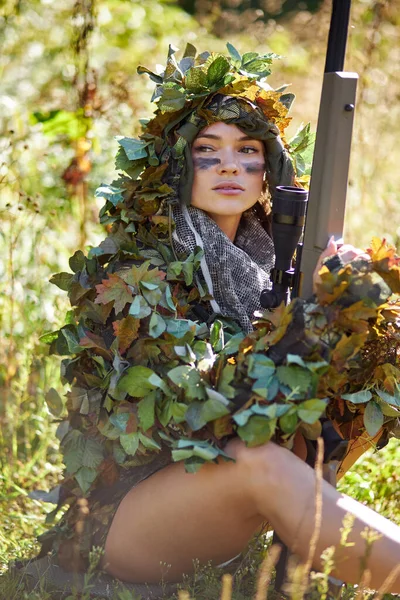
107,42,298,222
42,46,400,567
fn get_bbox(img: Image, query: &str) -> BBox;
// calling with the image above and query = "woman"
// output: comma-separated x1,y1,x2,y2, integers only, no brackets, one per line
42,45,400,592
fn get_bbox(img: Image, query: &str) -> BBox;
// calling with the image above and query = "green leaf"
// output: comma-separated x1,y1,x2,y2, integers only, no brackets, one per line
117,365,158,397
45,388,64,417
242,52,258,65
60,327,83,354
218,363,236,399
95,183,124,206
167,260,183,279
253,404,291,419
171,402,188,423
237,415,275,447
276,365,312,394
75,466,97,495
50,272,74,291
226,42,241,65
248,354,275,379
157,398,174,427
207,56,231,86
376,389,400,408
116,137,149,160
149,312,166,338
136,65,163,83
342,390,373,404
168,365,205,400
109,413,130,432
69,250,85,273
185,402,207,431
195,342,215,371
138,393,156,431
201,397,230,423
375,398,400,418
185,67,208,93
172,439,221,462
164,285,176,311
39,330,59,345
120,432,140,456
364,401,384,437
63,432,103,474
297,399,327,424
157,88,186,112
210,320,224,351
142,286,163,306
222,333,245,356
165,318,197,338
251,375,274,399
182,261,194,285
279,409,298,434
129,295,152,318
138,432,161,451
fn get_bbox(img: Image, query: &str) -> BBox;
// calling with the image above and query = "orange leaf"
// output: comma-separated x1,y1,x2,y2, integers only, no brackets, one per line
95,274,133,314
112,315,140,354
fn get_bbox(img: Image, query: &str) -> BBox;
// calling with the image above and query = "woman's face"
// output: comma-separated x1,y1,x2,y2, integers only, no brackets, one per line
190,122,265,218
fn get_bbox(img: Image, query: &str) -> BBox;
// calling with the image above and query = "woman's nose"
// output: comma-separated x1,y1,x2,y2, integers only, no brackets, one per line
217,155,240,175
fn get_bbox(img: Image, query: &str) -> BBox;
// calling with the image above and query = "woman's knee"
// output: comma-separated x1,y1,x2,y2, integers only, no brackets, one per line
223,438,284,507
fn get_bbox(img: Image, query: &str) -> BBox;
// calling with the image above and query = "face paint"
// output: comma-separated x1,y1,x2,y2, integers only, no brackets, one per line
193,157,221,170
244,161,266,174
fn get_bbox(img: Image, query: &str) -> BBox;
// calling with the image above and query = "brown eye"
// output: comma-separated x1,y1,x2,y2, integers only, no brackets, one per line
194,145,214,152
240,146,259,154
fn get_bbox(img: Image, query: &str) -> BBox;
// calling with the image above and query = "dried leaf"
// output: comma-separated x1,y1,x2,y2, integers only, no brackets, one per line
112,315,140,354
95,274,133,315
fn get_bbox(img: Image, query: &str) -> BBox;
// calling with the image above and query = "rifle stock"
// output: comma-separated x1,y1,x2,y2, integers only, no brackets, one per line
299,71,358,298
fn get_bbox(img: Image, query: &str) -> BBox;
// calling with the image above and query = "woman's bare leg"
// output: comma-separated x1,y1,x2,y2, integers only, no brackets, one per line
103,438,400,591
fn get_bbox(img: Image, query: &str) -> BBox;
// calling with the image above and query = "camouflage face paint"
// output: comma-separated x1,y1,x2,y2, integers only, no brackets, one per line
243,161,266,174
193,157,221,170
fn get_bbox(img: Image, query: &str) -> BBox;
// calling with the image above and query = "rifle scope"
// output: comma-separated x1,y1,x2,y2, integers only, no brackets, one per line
260,186,308,308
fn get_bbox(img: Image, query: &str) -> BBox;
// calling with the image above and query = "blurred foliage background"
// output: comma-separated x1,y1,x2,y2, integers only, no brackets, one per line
0,0,399,592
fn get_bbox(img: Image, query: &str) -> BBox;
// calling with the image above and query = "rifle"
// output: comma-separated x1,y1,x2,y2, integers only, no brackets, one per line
260,0,357,593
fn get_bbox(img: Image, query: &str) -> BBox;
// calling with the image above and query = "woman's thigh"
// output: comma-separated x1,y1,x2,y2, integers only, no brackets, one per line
103,439,266,583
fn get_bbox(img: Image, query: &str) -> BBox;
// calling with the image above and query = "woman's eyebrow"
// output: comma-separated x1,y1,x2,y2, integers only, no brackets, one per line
195,134,257,142
195,134,220,140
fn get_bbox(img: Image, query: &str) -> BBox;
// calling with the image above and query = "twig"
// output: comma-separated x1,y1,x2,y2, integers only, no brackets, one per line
254,544,281,600
354,568,371,600
299,437,324,597
374,564,400,600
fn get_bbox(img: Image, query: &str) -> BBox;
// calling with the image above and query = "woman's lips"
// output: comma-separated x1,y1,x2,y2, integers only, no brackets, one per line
213,187,244,195
212,183,245,195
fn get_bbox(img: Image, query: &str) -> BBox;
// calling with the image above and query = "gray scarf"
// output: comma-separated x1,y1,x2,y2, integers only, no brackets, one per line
172,205,275,333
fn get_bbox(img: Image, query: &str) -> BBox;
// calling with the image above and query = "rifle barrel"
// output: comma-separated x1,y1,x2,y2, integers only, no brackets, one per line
325,0,352,73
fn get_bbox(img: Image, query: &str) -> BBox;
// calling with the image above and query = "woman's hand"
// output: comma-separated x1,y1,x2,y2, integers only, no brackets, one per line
312,236,371,293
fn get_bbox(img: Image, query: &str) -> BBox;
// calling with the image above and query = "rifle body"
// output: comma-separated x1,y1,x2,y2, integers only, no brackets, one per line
300,71,358,298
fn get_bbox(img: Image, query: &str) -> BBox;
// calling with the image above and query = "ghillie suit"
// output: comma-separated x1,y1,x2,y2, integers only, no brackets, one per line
35,45,400,579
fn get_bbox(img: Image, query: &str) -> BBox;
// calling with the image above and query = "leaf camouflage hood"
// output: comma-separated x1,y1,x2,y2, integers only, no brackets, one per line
43,45,400,524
